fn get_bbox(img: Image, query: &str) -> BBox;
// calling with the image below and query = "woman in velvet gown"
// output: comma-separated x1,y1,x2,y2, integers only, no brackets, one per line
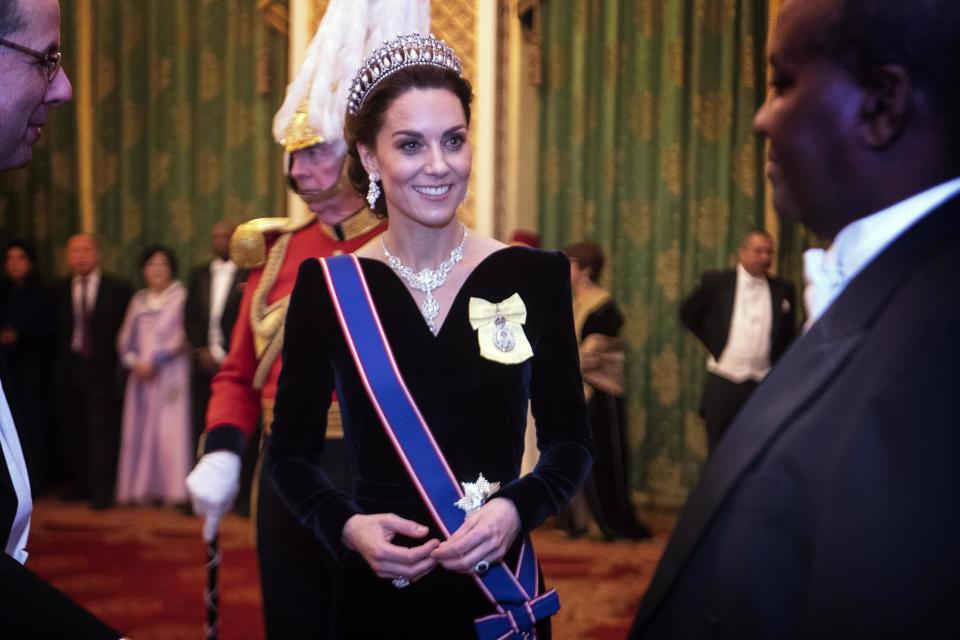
268,36,593,638
560,242,651,541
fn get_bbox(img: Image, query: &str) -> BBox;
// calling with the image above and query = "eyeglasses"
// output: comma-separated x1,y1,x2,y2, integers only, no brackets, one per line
0,37,62,82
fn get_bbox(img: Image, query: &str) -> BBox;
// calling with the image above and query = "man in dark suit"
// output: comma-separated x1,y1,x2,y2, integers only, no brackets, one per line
680,230,796,453
631,1,960,638
1,0,120,635
185,220,245,446
53,234,132,510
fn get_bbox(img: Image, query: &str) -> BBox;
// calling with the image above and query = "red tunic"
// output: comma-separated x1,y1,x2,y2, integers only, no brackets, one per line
206,217,385,441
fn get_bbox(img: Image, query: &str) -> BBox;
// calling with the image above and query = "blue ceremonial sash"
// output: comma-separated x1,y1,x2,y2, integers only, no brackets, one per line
321,255,559,639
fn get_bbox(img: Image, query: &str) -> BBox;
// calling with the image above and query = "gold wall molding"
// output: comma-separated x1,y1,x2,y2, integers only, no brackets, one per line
498,0,541,241
75,1,95,234
432,0,480,231
763,0,780,250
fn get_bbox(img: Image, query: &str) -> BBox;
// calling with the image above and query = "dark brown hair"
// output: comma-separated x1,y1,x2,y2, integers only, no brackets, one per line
344,64,473,217
565,241,606,283
740,229,773,250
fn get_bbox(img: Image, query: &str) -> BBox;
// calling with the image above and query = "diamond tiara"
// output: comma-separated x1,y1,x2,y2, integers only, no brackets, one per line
346,32,463,116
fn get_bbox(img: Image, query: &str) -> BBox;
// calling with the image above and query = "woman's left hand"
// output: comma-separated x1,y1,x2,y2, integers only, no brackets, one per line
133,360,155,380
431,497,521,574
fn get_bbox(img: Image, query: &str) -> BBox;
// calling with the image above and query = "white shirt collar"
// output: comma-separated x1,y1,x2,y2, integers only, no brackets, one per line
828,176,960,286
804,176,960,328
72,268,101,285
736,263,766,286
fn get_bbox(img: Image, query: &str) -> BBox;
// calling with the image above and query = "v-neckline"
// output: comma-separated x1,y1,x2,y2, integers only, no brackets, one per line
358,246,515,339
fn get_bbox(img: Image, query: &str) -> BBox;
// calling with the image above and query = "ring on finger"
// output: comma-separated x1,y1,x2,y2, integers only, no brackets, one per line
474,559,490,575
391,576,410,589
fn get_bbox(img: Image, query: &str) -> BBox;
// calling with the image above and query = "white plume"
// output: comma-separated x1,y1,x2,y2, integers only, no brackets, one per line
272,0,431,148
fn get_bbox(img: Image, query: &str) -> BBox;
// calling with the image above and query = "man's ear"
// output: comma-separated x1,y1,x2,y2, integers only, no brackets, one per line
859,64,912,148
357,143,379,175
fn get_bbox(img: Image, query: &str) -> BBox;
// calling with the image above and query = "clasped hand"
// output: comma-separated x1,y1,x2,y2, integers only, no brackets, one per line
132,360,155,380
342,498,521,582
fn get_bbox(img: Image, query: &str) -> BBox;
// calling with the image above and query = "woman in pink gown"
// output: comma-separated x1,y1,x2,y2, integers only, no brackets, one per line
115,245,192,505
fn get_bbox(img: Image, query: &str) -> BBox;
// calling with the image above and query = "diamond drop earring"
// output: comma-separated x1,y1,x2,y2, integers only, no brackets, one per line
366,171,381,209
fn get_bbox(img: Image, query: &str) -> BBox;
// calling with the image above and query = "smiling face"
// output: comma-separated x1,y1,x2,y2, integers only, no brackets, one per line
358,88,471,230
753,0,867,239
142,251,172,291
0,0,73,171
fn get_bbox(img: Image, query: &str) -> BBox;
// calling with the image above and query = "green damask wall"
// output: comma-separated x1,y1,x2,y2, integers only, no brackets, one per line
0,0,288,283
539,0,778,506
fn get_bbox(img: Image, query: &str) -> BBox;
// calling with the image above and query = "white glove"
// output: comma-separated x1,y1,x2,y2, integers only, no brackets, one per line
185,451,242,542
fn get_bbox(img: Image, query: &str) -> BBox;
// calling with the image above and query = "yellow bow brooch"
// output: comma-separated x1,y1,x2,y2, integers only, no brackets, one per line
468,293,534,364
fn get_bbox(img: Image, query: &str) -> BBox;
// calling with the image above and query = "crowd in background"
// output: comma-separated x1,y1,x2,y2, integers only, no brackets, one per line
0,226,248,511
0,225,671,541
0,217,794,544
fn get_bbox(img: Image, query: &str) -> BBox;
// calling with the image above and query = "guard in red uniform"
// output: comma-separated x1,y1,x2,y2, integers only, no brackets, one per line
201,199,382,638
185,1,430,635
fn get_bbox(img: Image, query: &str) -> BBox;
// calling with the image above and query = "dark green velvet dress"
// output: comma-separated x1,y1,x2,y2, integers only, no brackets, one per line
268,247,594,638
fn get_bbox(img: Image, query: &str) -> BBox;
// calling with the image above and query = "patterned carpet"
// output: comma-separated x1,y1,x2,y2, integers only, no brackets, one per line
27,499,675,639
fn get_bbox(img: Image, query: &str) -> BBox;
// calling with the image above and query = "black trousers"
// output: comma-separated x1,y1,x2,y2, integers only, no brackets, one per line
701,372,759,454
59,358,122,505
257,437,349,639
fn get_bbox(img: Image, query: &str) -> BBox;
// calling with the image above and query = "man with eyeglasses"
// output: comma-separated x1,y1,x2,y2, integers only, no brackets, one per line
0,0,71,171
0,0,122,637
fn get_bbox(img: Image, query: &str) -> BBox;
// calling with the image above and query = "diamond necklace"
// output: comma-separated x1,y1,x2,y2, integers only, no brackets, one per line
382,225,468,334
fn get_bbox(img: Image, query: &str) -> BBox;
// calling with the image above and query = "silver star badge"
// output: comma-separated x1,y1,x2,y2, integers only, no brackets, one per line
454,474,500,517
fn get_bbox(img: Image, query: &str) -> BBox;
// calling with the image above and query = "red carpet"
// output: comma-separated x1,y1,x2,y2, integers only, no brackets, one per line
27,499,674,639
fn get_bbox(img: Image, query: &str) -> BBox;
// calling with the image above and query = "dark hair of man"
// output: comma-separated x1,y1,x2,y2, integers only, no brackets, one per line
822,0,960,148
344,64,474,218
565,241,606,284
740,230,773,249
138,244,178,279
0,0,24,41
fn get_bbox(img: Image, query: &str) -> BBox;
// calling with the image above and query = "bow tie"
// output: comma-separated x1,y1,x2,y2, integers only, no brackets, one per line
803,248,845,327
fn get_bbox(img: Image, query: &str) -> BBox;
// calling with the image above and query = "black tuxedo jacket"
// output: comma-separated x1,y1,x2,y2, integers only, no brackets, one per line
0,354,119,638
631,197,960,639
52,272,132,387
184,261,246,353
680,269,796,366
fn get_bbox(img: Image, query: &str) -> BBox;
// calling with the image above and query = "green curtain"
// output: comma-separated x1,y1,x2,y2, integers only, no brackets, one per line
539,0,786,506
0,0,288,283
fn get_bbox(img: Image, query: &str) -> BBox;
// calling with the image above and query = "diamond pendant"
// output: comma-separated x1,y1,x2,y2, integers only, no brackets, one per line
421,292,440,332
